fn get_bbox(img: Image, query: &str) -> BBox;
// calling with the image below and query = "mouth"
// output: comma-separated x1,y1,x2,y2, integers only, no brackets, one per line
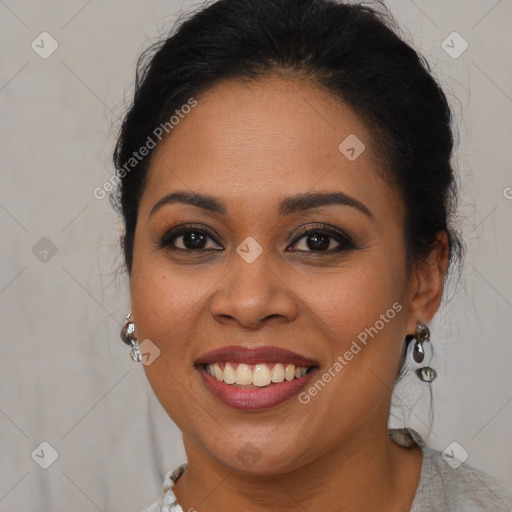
195,345,319,410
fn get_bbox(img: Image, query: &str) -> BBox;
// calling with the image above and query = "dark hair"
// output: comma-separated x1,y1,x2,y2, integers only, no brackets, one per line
112,0,462,278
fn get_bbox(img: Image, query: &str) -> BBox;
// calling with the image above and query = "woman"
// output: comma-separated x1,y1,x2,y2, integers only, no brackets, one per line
112,0,512,510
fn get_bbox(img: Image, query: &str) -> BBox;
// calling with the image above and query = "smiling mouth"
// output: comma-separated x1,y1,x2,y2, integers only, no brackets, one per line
203,362,316,388
195,345,320,410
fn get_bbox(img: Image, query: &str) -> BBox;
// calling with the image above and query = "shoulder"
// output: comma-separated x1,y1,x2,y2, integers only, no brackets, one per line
391,428,512,511
420,445,512,511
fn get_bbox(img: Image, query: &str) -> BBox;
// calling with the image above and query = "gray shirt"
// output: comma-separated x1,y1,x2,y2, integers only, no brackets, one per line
143,427,512,511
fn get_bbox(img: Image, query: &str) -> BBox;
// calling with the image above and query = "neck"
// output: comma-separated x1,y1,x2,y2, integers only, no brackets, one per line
173,423,422,512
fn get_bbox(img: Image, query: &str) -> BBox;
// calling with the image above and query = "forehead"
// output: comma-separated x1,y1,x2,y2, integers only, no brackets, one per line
140,76,401,221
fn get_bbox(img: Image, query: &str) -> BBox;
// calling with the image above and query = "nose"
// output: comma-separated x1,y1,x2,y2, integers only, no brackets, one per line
210,253,299,330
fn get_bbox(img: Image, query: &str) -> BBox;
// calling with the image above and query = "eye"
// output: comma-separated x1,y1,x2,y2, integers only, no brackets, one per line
287,224,355,253
159,224,223,251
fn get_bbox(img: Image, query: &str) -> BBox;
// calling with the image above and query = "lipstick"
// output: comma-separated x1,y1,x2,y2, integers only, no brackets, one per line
195,345,319,410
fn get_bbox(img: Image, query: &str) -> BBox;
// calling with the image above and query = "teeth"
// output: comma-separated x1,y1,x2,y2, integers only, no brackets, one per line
284,364,295,381
213,363,223,381
271,363,284,383
223,362,236,384
253,364,271,387
205,362,310,387
235,363,252,385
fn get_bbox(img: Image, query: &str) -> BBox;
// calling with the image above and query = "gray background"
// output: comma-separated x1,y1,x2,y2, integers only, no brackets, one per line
1,1,511,511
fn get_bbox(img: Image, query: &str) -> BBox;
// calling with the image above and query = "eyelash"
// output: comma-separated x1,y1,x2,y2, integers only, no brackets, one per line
158,223,356,254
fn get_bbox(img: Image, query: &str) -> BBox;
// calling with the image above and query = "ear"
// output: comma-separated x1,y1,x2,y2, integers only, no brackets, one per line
406,230,450,334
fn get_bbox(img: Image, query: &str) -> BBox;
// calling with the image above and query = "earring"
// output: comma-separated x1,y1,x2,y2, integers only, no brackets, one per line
120,313,142,362
407,323,437,383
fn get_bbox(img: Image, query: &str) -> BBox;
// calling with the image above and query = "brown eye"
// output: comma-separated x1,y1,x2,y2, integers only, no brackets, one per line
288,224,355,253
159,224,223,251
301,232,337,251
176,231,208,250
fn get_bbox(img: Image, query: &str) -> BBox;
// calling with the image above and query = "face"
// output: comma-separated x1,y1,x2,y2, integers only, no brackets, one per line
129,76,439,474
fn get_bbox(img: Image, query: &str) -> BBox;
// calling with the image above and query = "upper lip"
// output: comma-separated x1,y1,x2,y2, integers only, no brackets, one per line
195,345,319,367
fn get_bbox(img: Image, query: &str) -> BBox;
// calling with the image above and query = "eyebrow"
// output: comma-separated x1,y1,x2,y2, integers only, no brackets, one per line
278,191,373,218
149,190,373,219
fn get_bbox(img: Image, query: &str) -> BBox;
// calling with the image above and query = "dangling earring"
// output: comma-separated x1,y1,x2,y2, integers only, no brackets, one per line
120,313,142,362
407,322,437,382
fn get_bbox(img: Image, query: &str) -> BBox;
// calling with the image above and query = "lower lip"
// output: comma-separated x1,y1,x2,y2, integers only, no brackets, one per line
197,365,318,410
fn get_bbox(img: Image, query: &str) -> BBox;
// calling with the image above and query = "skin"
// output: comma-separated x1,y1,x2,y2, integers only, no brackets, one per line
129,76,450,511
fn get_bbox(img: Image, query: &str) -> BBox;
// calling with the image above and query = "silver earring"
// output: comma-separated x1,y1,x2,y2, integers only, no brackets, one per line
120,313,142,362
407,323,436,382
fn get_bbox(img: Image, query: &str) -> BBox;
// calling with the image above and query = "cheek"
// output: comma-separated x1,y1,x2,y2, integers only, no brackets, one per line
302,255,409,409
130,226,215,335
129,236,194,374
306,255,408,345
130,265,212,352
129,261,217,430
